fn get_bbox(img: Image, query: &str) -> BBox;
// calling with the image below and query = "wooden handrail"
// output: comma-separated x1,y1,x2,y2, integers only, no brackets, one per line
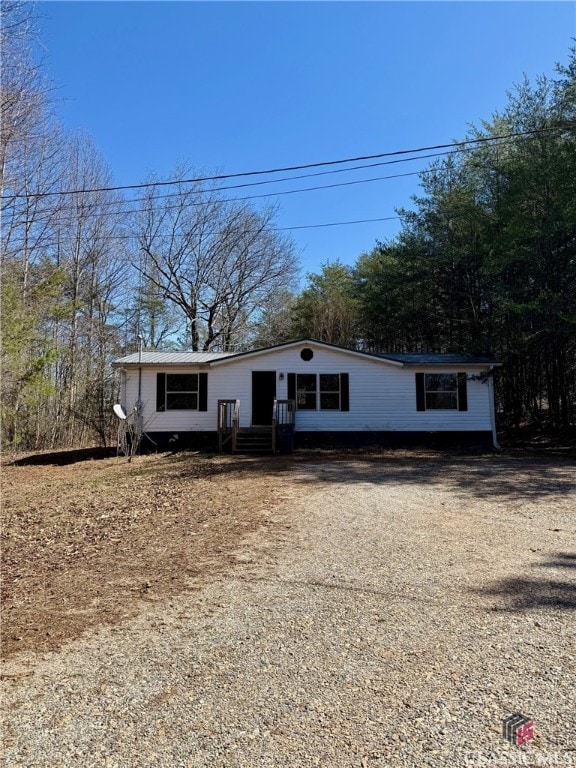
272,399,295,454
273,399,295,426
218,399,240,452
232,399,240,453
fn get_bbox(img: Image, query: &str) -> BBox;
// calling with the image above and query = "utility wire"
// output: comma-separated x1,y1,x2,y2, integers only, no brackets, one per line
7,169,425,229
9,189,524,249
1,135,535,228
6,147,463,212
8,178,535,249
3,215,403,252
276,216,400,231
3,124,570,201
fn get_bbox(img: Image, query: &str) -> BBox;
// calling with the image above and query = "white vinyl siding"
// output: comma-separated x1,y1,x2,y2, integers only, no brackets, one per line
120,344,493,433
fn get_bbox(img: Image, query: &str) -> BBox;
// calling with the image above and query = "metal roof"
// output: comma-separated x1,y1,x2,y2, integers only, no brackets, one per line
112,344,501,368
379,353,501,366
112,351,235,366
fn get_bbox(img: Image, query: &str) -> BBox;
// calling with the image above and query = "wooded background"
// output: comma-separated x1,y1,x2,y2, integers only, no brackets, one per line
2,2,575,450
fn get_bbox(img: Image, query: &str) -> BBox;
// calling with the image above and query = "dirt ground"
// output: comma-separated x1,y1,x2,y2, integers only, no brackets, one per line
2,448,574,664
1,451,295,660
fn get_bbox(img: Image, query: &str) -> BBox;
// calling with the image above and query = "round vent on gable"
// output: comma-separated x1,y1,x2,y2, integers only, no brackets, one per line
300,348,314,361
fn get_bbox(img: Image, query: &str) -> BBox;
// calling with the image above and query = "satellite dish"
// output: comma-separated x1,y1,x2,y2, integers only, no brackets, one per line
113,404,128,420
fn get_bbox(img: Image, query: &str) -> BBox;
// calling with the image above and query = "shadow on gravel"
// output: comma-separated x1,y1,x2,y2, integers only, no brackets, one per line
237,574,423,603
288,455,576,501
10,450,575,504
475,552,576,612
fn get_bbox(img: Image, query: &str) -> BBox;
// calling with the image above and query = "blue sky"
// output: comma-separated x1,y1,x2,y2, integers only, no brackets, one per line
39,1,575,279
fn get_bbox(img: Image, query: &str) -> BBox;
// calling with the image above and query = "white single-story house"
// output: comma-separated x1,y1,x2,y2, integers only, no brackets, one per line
111,339,501,452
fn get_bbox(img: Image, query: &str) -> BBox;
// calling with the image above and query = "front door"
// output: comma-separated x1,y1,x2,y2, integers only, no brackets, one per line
251,371,276,425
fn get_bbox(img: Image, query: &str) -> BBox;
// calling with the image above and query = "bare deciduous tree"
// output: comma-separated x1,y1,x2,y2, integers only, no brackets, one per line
133,169,298,351
50,132,129,445
0,1,46,195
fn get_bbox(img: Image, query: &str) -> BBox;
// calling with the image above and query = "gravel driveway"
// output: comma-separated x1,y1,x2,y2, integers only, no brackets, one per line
2,456,575,767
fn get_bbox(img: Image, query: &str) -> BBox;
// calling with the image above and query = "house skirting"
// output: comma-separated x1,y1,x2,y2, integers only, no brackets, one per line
138,430,495,453
294,430,495,449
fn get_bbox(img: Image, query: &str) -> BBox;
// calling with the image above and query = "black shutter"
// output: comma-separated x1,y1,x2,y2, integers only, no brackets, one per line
156,373,166,412
340,373,349,411
287,373,296,401
199,372,208,411
457,372,468,411
415,372,426,411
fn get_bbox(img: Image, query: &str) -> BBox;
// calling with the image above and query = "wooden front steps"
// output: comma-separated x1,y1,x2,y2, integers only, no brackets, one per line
233,427,273,454
218,399,295,455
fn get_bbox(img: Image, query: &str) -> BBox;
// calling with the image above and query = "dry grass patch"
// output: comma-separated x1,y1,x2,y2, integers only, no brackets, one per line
1,452,287,660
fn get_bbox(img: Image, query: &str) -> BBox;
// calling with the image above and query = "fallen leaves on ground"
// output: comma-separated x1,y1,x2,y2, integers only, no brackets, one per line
1,452,286,659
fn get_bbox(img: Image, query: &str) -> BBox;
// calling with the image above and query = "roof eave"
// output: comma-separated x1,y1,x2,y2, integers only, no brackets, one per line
111,362,214,369
398,361,503,368
210,338,405,367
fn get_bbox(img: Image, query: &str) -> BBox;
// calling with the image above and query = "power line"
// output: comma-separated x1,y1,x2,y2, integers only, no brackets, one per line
0,135,538,228
6,169,424,229
276,216,400,232
2,215,403,252
3,124,570,201
33,147,467,211
1,147,457,221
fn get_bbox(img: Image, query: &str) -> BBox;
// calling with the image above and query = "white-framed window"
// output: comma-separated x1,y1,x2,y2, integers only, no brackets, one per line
165,373,199,410
319,374,341,410
416,371,467,412
157,372,208,412
295,373,341,410
425,373,458,410
296,373,317,409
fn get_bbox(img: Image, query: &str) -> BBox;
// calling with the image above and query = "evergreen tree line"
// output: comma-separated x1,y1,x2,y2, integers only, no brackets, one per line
280,55,576,436
1,2,574,449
